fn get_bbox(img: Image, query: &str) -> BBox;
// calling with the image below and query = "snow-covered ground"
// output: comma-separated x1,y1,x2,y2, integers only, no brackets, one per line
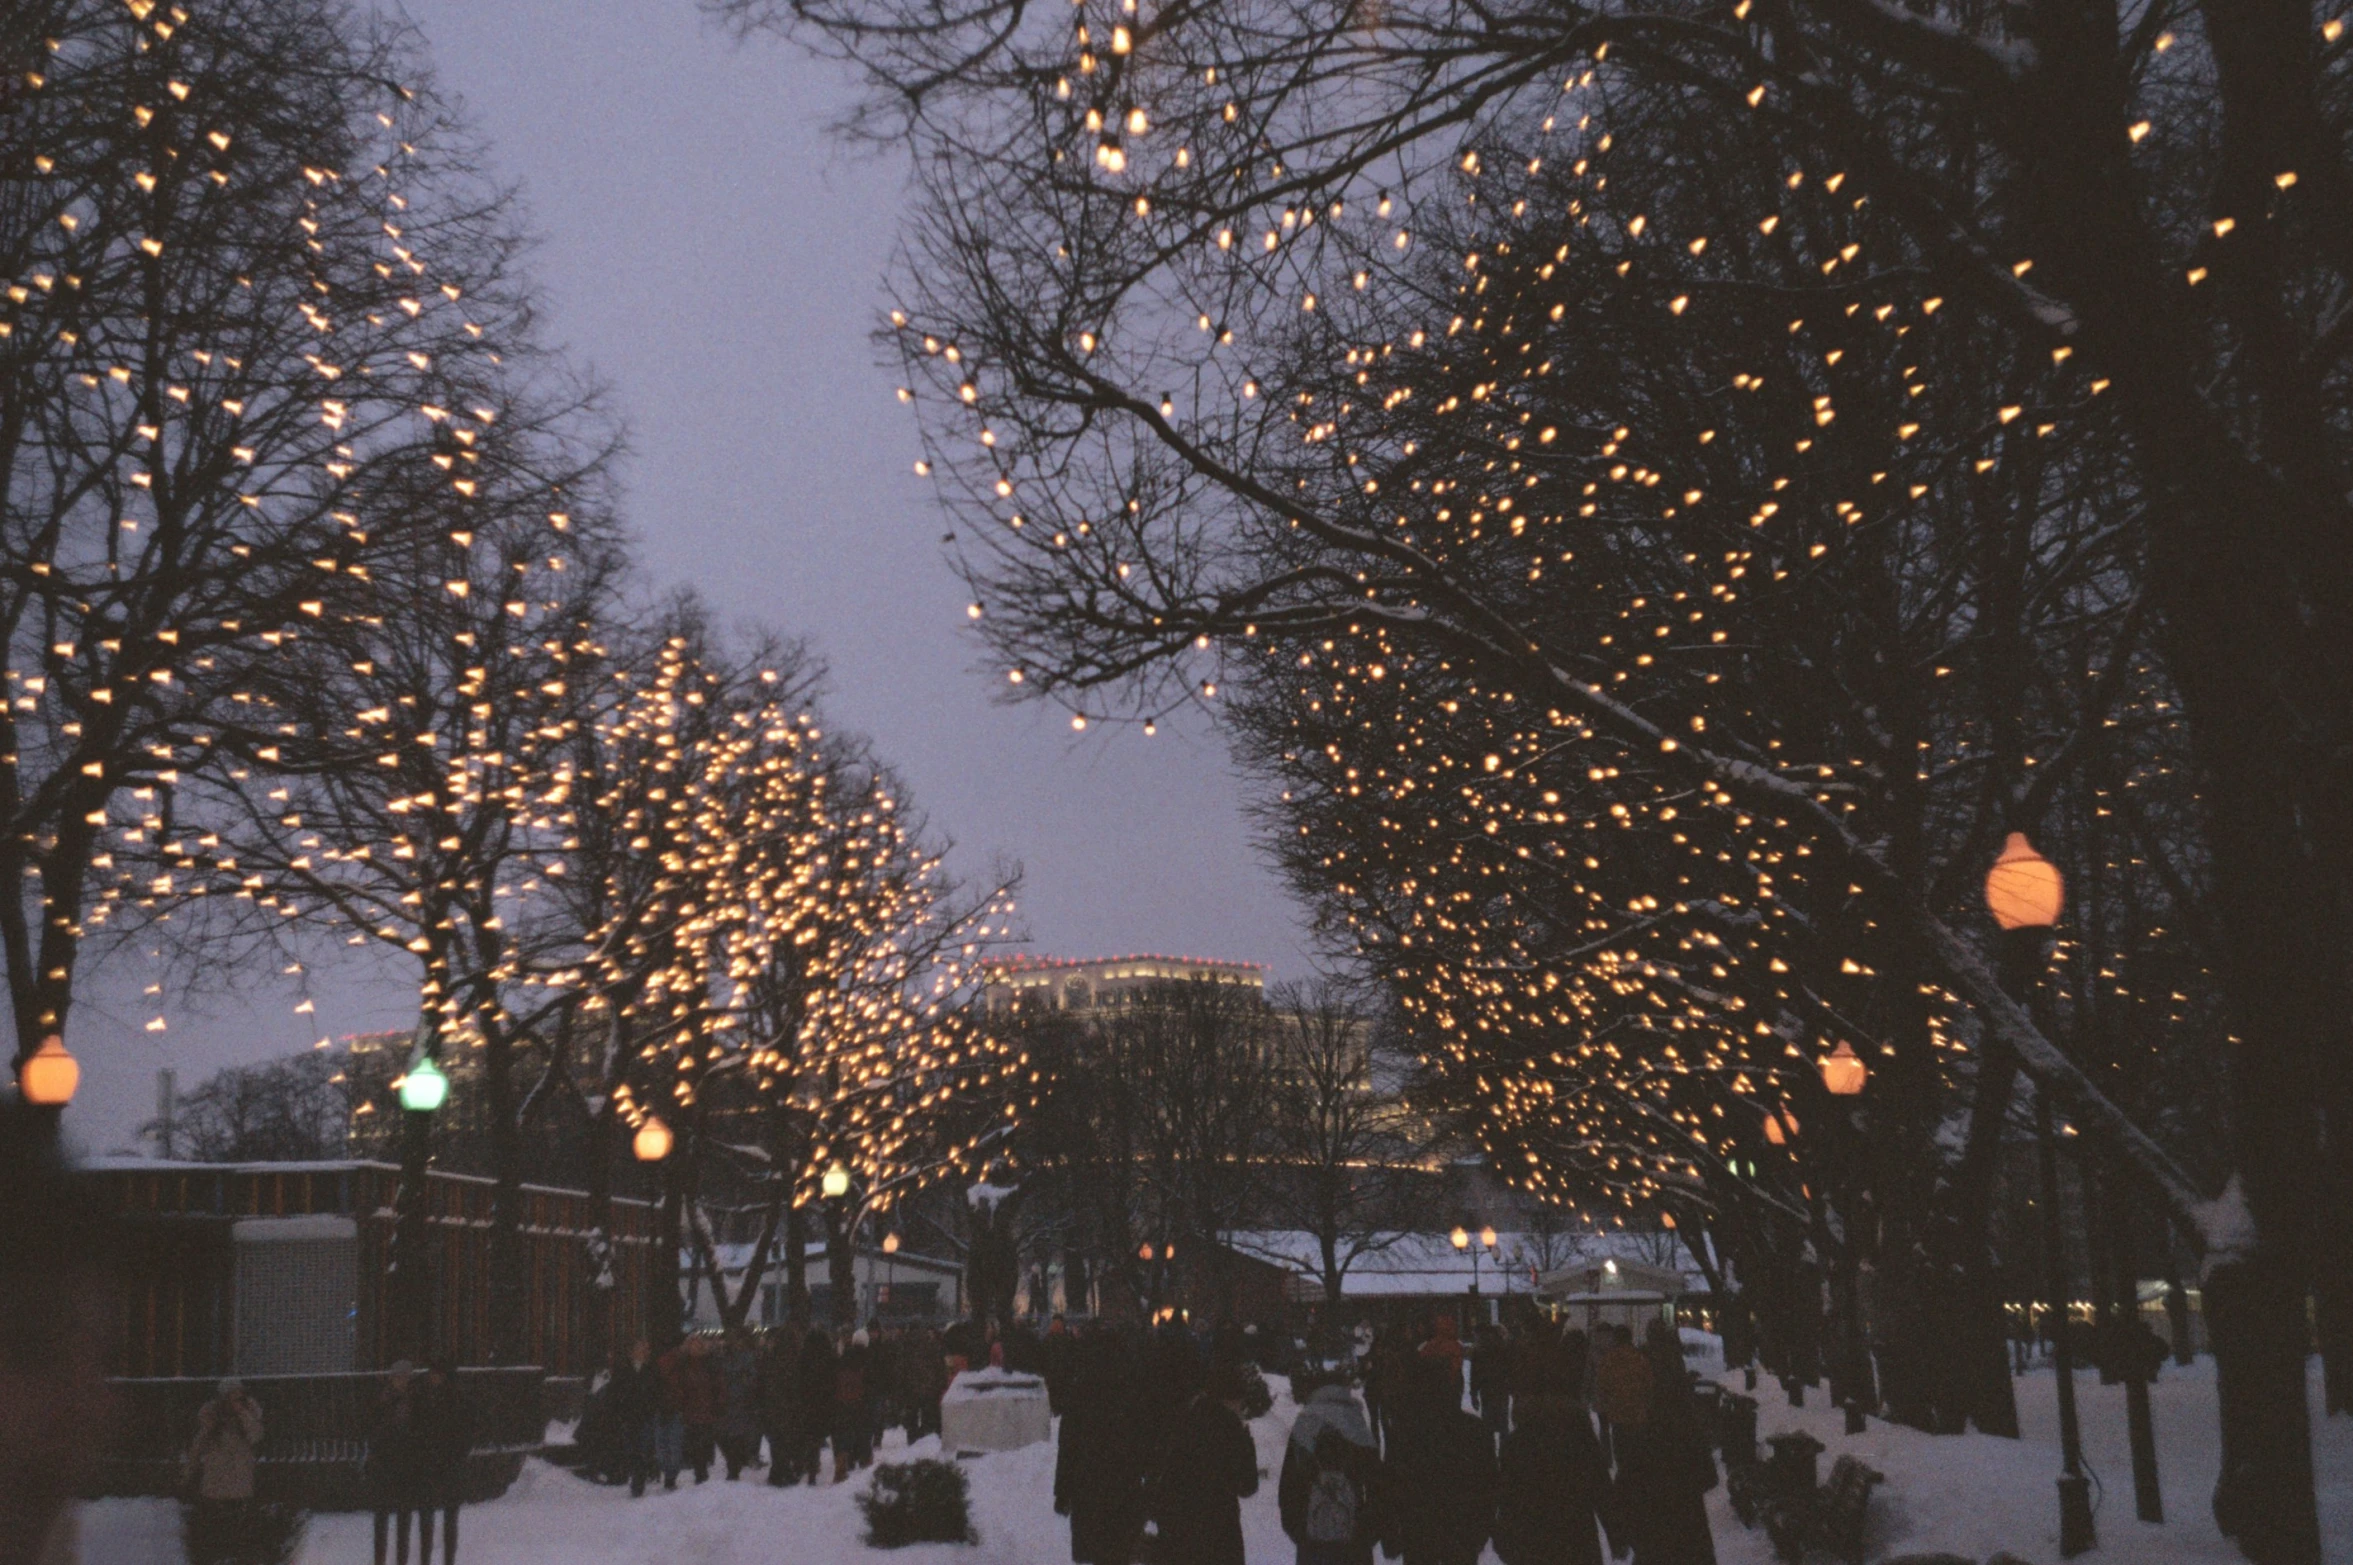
82,1357,2351,1563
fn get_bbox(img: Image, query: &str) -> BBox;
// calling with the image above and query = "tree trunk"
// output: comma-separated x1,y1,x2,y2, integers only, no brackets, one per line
827,1202,858,1331
785,1202,811,1327
482,1014,527,1365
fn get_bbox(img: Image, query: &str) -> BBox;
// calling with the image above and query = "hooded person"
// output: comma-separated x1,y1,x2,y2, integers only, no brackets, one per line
1278,1376,1384,1565
1151,1355,1260,1565
1385,1355,1497,1565
184,1378,264,1565
1494,1352,1619,1565
1609,1322,1716,1565
1056,1334,1152,1565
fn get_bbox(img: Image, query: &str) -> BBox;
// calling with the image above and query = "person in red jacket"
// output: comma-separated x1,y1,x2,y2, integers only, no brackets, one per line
656,1336,723,1485
1418,1316,1466,1407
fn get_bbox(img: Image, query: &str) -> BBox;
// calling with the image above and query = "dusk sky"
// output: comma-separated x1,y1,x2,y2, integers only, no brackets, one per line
65,0,1314,1151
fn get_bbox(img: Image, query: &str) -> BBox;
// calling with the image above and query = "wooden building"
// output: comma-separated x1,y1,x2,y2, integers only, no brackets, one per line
92,1158,656,1379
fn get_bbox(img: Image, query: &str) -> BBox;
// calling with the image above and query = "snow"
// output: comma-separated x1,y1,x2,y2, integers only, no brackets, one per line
79,1356,2353,1563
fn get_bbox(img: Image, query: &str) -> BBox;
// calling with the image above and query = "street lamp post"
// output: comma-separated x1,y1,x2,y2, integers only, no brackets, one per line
822,1162,856,1331
391,1046,449,1360
882,1230,900,1320
1985,833,2095,1559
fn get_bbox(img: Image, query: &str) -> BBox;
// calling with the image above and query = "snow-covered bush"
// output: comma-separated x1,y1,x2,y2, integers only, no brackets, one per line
858,1459,978,1548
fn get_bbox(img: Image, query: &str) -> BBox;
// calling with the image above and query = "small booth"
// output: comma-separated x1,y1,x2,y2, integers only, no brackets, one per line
938,1367,1052,1454
1537,1256,1690,1339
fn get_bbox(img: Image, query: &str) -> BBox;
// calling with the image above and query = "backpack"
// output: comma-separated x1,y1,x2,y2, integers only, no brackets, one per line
1305,1464,1359,1544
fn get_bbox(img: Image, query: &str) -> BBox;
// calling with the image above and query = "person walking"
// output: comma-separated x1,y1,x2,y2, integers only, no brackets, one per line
1418,1316,1466,1405
1494,1355,1618,1565
1056,1337,1151,1565
716,1328,763,1479
796,1328,837,1483
411,1360,473,1565
760,1330,804,1487
183,1379,263,1565
1279,1375,1384,1565
1594,1324,1652,1468
1609,1322,1716,1565
1150,1357,1259,1565
663,1335,722,1483
649,1338,690,1490
1387,1356,1497,1565
366,1362,422,1565
833,1327,875,1480
607,1341,662,1498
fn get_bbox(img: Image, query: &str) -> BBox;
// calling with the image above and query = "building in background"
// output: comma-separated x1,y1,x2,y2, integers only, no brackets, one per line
983,953,1263,1014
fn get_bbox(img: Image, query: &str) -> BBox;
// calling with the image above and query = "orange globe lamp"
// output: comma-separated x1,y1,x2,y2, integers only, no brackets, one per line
1449,1224,1470,1251
1985,832,2065,930
19,1035,79,1107
632,1113,673,1163
1820,1040,1869,1097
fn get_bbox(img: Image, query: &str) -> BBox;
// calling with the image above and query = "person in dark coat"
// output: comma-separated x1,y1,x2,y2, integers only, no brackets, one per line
1387,1356,1497,1565
1494,1357,1619,1565
1057,1336,1151,1565
1278,1376,1384,1565
367,1361,422,1565
833,1328,875,1480
715,1328,762,1479
1042,1313,1078,1415
796,1328,837,1483
1610,1322,1716,1565
606,1340,662,1497
410,1360,474,1565
759,1331,804,1487
1151,1357,1260,1565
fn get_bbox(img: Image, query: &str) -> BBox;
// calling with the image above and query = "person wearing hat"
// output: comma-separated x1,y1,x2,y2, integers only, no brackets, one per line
832,1327,874,1481
184,1378,264,1564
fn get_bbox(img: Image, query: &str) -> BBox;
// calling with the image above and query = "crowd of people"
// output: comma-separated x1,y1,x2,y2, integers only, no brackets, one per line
1264,1314,1716,1565
364,1360,477,1565
1042,1308,1718,1565
577,1319,978,1497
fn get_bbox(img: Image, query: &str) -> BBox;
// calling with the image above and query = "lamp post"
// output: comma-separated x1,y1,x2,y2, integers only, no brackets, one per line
821,1161,856,1330
1985,833,2095,1558
882,1229,900,1320
391,1044,447,1361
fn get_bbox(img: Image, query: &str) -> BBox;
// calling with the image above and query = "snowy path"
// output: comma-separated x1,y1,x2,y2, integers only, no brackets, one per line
82,1359,2350,1563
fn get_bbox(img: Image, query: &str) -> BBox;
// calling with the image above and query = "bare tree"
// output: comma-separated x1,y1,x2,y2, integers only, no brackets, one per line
1248,978,1417,1308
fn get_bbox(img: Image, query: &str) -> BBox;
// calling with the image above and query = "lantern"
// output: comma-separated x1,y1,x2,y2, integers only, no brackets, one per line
632,1114,673,1163
1139,1242,1155,1262
18,1035,78,1108
1820,1040,1869,1096
882,1231,901,1255
398,1054,449,1113
822,1162,851,1199
1479,1225,1498,1251
1449,1224,1470,1251
1985,831,2065,930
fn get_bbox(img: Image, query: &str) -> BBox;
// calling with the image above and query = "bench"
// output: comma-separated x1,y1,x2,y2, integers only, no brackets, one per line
1739,1446,1881,1563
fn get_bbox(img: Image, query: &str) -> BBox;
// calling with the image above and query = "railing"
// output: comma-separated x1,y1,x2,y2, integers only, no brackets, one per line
99,1366,545,1510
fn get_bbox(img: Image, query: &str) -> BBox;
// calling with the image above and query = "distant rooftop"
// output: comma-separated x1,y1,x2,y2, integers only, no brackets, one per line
981,954,1265,1012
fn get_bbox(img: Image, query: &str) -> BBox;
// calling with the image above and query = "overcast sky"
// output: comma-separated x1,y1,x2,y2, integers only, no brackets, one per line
63,0,1314,1153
